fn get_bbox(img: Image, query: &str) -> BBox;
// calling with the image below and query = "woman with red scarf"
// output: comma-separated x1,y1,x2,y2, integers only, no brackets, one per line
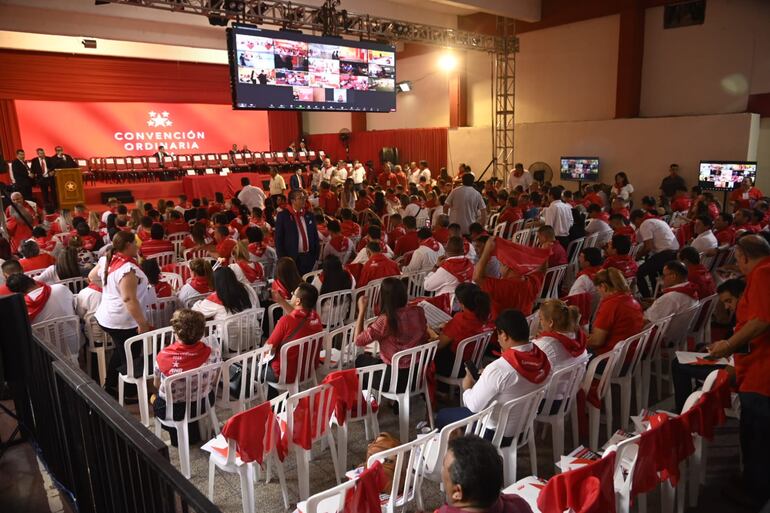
244,226,277,278
228,240,265,286
176,258,214,308
436,309,551,446
567,247,604,297
588,268,644,356
94,230,154,398
533,299,589,371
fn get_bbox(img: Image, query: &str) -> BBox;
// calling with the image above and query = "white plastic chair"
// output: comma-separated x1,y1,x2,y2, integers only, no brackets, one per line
380,340,439,443
611,434,644,513
434,331,493,398
84,312,113,385
538,264,568,302
31,314,81,364
490,388,546,486
608,328,653,431
486,212,500,231
526,312,540,338
222,346,271,413
55,275,88,294
641,314,673,405
402,270,432,300
320,323,358,374
147,250,176,267
183,292,210,309
582,344,624,451
160,271,183,293
535,361,588,465
299,473,359,513
216,307,265,358
583,232,600,248
24,267,47,279
512,228,531,245
184,247,210,262
317,289,353,330
689,294,718,348
144,296,177,328
154,361,222,478
366,432,437,513
168,232,187,258
492,221,508,239
656,302,701,396
267,331,326,395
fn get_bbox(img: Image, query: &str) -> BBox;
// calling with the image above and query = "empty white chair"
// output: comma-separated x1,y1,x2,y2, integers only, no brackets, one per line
147,250,176,268
144,296,177,328
608,328,653,431
317,289,353,330
31,314,81,364
535,361,587,465
160,271,183,293
492,220,508,239
526,312,540,338
402,270,431,300
434,331,493,398
154,361,222,478
266,331,326,396
380,340,439,443
539,264,568,302
168,232,187,258
183,292,210,309
55,275,88,294
84,312,114,385
320,323,358,374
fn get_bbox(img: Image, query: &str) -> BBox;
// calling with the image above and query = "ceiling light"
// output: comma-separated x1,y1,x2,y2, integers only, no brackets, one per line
438,52,457,72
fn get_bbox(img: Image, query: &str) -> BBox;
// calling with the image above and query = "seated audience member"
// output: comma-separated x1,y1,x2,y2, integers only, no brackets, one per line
212,225,237,264
229,240,265,286
533,299,588,370
641,195,660,218
436,309,551,443
152,309,221,445
713,213,736,246
403,227,446,273
588,268,644,356
679,246,716,299
424,236,474,300
432,214,451,244
358,242,401,287
7,273,76,325
690,215,718,254
352,225,394,264
183,222,212,250
354,277,434,392
0,260,23,295
609,213,636,244
435,283,493,380
265,283,323,396
177,259,214,308
394,215,420,257
244,226,277,276
142,259,172,298
567,247,604,297
140,224,174,259
272,256,302,301
670,185,692,213
192,267,253,321
671,278,745,411
631,208,680,298
37,246,85,283
164,210,189,235
387,213,406,247
322,220,353,263
136,216,153,242
473,237,544,318
602,234,638,279
585,204,611,234
537,225,567,267
643,261,699,335
76,274,103,318
437,435,532,513
339,208,361,239
310,254,355,293
19,240,55,272
31,225,59,255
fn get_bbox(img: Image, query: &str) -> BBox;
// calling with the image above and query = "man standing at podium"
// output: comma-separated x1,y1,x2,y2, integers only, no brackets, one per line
50,145,76,170
31,148,54,207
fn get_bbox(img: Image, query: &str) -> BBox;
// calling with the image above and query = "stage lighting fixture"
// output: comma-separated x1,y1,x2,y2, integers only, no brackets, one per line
396,81,412,93
438,52,457,71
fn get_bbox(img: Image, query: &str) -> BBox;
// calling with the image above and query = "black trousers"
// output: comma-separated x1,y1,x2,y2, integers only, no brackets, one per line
100,325,138,391
38,177,55,207
295,251,317,275
739,392,770,503
355,353,411,393
636,249,678,298
671,359,722,412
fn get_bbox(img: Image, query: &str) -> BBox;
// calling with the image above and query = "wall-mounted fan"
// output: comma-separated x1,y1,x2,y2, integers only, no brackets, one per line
339,128,351,160
529,161,553,184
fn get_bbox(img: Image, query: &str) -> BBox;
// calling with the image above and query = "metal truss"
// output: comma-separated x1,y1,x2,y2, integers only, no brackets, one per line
492,16,517,179
100,0,515,52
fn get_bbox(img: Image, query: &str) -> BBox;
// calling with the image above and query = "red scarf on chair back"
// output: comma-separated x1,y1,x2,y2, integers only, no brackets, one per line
537,451,617,513
631,413,694,496
440,257,474,283
539,330,586,358
493,237,550,275
221,401,285,464
108,252,137,274
189,275,211,293
501,345,551,384
344,461,386,513
322,369,360,426
25,282,52,322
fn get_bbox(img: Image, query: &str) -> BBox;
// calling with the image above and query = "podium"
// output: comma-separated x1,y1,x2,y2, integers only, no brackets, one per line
54,168,85,209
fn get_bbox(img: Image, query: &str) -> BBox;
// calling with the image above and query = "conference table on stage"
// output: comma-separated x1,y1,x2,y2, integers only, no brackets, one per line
181,172,293,200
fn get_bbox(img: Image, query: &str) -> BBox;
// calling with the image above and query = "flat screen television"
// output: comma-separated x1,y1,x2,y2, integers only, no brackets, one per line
227,24,396,112
560,157,599,182
698,161,757,191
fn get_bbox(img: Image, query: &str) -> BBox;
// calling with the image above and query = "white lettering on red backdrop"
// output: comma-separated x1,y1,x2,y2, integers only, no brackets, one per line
113,111,206,151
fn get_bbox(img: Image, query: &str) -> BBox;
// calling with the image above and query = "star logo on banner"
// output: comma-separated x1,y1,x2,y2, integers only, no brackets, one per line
147,110,173,128
65,180,77,192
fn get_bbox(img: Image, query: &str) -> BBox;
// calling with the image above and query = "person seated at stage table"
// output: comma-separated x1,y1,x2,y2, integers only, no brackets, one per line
536,225,568,267
140,224,174,259
358,242,401,287
177,258,214,307
37,246,86,284
587,268,644,356
228,240,265,286
19,240,55,272
473,237,544,318
533,299,589,370
403,227,445,273
191,267,253,321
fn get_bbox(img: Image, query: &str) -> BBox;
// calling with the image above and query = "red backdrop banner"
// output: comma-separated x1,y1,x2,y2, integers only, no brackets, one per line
15,100,270,157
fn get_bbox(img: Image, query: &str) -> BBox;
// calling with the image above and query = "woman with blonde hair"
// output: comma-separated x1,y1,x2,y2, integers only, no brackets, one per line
533,299,588,369
228,240,265,285
128,208,143,230
587,268,643,356
87,211,102,232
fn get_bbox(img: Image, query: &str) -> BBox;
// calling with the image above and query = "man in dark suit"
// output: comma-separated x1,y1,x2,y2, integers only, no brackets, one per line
11,149,34,200
152,145,171,179
275,189,319,274
30,148,54,206
50,145,76,170
289,167,306,191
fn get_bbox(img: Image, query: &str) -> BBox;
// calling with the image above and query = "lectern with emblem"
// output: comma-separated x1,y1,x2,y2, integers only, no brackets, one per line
54,168,85,209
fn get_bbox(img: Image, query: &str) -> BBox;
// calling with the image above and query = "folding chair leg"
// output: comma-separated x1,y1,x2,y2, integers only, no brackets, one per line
424,390,435,430
177,424,191,479
604,389,614,441
527,430,538,477
588,405,600,451
552,415,565,465
398,396,410,444
97,348,107,386
137,380,150,427
619,381,632,431
570,402,579,449
661,480,675,513
337,424,348,474
655,357,663,401
207,458,216,500
271,454,290,510
502,446,518,487
296,447,310,500
238,465,255,513
326,430,342,483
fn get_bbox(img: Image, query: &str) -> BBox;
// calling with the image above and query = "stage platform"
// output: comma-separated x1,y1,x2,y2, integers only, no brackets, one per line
84,179,184,208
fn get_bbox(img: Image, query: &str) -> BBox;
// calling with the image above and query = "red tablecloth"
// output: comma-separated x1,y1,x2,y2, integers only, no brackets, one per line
182,172,292,199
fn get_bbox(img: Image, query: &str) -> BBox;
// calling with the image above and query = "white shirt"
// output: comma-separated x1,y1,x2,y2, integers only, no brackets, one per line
269,174,286,196
507,170,533,192
403,243,445,273
445,186,486,234
352,166,365,184
237,185,266,210
424,256,467,298
567,273,596,297
419,168,432,183
351,243,395,264
76,286,102,318
403,203,430,228
192,297,229,321
533,333,589,371
311,170,323,189
638,218,679,253
585,218,611,235
322,166,335,181
644,283,698,342
30,283,79,353
462,343,546,436
322,239,353,264
542,200,574,237
95,260,153,329
613,184,634,202
37,265,59,284
409,170,421,184
177,282,208,309
691,230,718,253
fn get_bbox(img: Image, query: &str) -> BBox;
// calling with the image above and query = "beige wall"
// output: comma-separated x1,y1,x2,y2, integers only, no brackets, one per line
757,118,770,193
514,113,758,200
514,15,619,124
640,0,770,117
448,126,494,176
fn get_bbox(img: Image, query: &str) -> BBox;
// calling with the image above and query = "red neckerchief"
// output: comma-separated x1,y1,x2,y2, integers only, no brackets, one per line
577,265,602,280
539,330,587,357
272,279,291,299
419,237,440,251
206,292,223,305
25,282,52,322
329,235,350,253
34,236,56,252
236,260,262,283
189,275,211,293
463,240,471,255
108,252,137,274
154,281,173,298
440,257,474,283
501,344,551,384
156,341,211,376
88,283,103,293
663,281,699,300
248,241,267,257
287,205,309,250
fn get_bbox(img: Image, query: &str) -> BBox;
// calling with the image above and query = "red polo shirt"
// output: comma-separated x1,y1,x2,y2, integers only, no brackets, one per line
602,254,638,279
267,308,324,383
20,254,55,272
340,220,362,239
318,190,339,216
358,253,401,286
140,239,174,258
394,230,420,257
481,272,544,319
216,238,237,263
592,292,644,355
547,242,568,267
687,264,716,299
715,227,735,246
734,256,770,396
729,187,763,210
443,309,493,359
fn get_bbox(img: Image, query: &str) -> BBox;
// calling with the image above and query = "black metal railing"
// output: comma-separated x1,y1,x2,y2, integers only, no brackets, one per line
1,293,220,513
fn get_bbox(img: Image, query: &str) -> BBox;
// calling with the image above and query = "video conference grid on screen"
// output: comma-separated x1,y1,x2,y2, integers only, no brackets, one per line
229,26,396,112
560,157,600,181
698,161,757,191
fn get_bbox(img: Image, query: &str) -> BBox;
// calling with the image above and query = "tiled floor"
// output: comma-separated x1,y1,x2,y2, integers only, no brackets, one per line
0,390,763,513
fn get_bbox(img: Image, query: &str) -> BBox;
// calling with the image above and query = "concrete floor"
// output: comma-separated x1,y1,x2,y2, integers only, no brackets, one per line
0,388,762,513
